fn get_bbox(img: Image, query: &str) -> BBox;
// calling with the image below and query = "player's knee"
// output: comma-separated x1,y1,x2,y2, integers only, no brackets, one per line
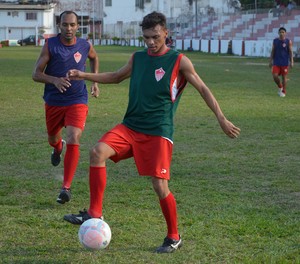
48,135,61,145
151,178,170,199
66,131,82,144
90,146,100,160
90,144,106,164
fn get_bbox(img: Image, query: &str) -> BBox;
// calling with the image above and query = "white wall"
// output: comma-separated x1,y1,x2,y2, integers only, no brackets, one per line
210,40,219,53
201,39,209,52
192,39,271,57
232,40,243,56
104,0,186,25
0,0,236,41
102,0,234,38
220,40,230,53
0,7,55,41
244,40,273,57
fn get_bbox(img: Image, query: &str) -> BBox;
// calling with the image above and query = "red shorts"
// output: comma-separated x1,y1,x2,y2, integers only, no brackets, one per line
99,124,173,180
272,66,288,76
45,104,88,136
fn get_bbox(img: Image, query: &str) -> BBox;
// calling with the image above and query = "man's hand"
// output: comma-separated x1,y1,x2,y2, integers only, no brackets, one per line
53,77,71,93
67,69,84,80
269,61,273,68
219,118,241,139
91,83,100,98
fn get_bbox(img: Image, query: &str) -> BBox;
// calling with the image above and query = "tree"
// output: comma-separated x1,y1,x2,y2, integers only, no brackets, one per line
239,0,300,9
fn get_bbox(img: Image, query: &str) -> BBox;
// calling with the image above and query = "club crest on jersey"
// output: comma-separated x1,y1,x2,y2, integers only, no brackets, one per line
74,51,82,63
155,67,165,82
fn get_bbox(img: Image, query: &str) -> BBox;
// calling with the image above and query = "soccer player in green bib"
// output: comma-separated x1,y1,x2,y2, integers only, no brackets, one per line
64,11,241,253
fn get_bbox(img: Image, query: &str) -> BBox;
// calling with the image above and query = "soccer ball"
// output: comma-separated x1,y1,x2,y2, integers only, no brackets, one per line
78,218,111,250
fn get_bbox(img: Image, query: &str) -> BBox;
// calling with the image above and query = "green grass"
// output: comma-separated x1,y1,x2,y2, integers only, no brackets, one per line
0,46,299,264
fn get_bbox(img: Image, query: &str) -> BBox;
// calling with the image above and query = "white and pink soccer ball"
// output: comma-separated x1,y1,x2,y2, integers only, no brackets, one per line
78,218,111,250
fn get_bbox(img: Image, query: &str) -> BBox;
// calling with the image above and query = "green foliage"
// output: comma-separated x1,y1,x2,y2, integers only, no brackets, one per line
1,40,9,46
240,0,300,9
138,36,144,42
240,0,277,9
0,46,299,263
111,37,121,45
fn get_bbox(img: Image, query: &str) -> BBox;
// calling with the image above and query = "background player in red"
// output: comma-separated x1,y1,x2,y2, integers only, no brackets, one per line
32,11,99,204
64,12,240,253
269,27,294,97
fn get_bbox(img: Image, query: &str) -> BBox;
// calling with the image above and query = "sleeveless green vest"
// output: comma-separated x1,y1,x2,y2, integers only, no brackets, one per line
123,48,187,141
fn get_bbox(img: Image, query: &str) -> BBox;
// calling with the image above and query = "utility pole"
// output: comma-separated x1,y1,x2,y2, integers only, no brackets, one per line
93,0,95,44
195,0,198,38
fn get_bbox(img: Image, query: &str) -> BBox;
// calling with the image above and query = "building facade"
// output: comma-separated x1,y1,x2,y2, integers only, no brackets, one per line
0,2,56,41
0,0,238,42
0,0,103,41
102,0,238,39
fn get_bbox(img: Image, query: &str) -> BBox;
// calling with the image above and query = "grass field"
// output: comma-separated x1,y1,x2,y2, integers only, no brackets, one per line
0,45,299,264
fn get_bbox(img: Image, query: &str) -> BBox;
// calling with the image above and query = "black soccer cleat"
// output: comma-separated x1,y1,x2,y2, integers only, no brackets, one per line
64,209,103,225
56,188,71,204
155,236,183,253
51,139,66,166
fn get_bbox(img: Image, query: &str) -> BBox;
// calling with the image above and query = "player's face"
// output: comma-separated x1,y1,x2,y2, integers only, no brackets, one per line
143,25,168,54
59,13,79,43
278,30,286,40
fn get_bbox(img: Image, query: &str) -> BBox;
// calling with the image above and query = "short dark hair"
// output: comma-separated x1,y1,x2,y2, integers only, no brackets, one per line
140,12,167,30
278,27,286,32
59,11,79,23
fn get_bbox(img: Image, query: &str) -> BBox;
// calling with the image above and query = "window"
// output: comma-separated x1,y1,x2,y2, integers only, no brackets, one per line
26,12,37,21
105,0,112,6
12,11,19,17
135,0,144,9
